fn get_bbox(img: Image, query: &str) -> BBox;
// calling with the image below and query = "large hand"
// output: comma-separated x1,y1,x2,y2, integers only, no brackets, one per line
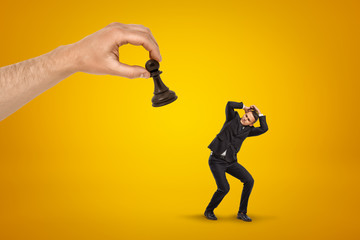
68,22,162,79
0,22,163,121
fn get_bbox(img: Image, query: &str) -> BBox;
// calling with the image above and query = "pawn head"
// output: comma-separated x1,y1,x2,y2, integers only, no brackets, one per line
145,59,160,72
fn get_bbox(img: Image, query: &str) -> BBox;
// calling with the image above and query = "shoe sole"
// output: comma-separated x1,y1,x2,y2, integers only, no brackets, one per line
204,214,217,220
237,217,252,222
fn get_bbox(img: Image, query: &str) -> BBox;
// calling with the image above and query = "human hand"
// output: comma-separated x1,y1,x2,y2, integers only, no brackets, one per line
68,22,162,79
250,105,261,115
0,22,163,121
244,106,251,113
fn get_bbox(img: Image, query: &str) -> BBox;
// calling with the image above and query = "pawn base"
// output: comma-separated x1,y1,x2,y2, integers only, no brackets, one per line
152,90,178,107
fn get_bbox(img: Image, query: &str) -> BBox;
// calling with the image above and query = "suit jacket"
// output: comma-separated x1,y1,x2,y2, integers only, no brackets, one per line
208,101,268,162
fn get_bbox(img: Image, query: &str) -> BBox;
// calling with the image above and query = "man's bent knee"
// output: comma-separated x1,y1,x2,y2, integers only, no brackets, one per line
217,185,230,194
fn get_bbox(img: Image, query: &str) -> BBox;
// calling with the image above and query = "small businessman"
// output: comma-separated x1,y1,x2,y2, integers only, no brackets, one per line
205,101,268,222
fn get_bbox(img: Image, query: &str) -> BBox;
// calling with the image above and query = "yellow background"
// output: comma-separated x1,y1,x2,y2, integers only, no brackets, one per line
1,0,360,239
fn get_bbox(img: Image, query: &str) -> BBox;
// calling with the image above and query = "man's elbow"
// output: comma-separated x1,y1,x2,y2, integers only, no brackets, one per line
260,125,268,133
225,101,233,112
263,126,269,133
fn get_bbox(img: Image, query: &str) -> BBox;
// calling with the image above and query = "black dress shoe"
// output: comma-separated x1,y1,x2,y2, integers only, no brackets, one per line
204,210,217,220
237,212,252,222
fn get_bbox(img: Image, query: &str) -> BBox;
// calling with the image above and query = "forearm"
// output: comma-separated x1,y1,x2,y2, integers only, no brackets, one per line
248,116,268,137
258,116,268,133
0,45,77,121
226,101,244,121
227,101,244,109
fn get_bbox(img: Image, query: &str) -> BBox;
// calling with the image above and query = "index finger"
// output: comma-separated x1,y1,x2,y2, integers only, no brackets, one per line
117,29,162,62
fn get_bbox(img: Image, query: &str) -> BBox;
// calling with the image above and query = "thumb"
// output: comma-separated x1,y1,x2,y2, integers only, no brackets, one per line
109,61,151,79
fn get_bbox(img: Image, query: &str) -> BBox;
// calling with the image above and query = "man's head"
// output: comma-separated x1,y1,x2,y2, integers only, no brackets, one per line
240,110,259,126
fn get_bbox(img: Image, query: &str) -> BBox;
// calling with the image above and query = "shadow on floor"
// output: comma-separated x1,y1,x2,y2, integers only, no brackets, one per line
180,213,278,222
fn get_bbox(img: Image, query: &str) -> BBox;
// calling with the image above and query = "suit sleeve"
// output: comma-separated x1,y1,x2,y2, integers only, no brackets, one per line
248,115,268,137
226,101,244,122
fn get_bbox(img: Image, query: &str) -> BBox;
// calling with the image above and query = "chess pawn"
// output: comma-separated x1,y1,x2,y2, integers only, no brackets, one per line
145,59,178,107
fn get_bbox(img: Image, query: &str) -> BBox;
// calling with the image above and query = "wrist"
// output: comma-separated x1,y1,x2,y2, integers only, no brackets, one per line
49,44,79,77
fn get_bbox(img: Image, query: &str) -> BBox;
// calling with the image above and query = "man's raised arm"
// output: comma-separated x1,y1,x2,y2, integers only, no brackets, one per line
225,101,246,122
248,105,268,137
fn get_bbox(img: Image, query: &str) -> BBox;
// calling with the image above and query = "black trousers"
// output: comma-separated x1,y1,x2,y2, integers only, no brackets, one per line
206,154,254,214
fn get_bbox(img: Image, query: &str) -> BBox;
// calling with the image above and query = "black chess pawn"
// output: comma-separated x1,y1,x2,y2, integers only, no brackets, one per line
145,59,177,107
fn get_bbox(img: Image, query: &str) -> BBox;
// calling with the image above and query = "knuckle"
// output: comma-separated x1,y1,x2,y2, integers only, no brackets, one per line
138,31,151,42
139,30,148,37
136,24,152,35
143,32,152,41
109,26,125,36
107,22,120,27
107,22,126,32
142,26,151,33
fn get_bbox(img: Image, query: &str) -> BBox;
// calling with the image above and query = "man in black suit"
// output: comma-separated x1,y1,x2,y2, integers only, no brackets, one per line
204,101,268,222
